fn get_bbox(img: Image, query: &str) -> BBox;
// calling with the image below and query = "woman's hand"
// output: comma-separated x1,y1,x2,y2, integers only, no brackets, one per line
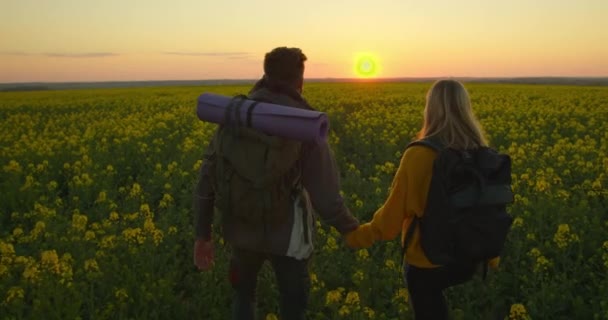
344,223,375,249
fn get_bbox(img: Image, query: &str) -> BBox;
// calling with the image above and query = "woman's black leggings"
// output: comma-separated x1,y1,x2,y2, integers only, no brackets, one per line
404,264,476,320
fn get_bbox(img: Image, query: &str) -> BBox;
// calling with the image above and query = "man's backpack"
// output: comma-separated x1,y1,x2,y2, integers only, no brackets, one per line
210,95,302,228
403,137,514,270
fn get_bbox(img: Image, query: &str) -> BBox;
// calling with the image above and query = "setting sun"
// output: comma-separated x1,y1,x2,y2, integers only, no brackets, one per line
354,53,380,78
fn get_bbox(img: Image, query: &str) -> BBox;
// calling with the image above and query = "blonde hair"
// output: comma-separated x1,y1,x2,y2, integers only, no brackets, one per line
418,79,488,149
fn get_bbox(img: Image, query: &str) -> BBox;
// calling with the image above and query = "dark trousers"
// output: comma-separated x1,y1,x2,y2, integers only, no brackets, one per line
229,248,310,320
404,264,476,320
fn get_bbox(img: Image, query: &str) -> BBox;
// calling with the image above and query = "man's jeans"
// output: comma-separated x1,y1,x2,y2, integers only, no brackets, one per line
229,247,310,320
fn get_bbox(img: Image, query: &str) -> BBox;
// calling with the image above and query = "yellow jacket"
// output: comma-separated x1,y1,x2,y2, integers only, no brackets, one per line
345,145,500,269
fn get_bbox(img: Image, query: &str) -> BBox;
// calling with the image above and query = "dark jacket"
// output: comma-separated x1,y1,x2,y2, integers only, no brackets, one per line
193,79,359,255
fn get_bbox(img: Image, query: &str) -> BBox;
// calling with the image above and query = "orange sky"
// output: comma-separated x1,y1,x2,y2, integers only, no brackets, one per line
1,0,607,82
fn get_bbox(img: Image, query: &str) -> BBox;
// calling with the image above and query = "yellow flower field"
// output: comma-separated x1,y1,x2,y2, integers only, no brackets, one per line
1,82,607,319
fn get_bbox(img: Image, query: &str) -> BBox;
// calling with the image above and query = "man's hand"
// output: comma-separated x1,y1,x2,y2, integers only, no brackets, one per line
194,238,214,271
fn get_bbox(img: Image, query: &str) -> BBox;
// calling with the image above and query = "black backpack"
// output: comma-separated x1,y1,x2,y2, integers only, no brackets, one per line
403,137,514,273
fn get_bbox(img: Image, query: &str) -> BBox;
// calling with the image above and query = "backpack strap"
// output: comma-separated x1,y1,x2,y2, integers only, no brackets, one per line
223,95,248,128
401,216,419,265
246,101,260,127
400,136,444,265
405,136,444,152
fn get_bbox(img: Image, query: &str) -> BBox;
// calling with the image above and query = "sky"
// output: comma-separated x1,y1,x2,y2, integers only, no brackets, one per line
1,0,607,83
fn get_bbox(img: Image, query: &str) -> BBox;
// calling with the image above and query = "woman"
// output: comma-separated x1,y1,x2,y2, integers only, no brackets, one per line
345,79,500,319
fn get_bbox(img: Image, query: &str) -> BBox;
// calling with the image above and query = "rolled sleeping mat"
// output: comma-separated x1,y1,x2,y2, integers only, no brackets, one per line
196,93,329,143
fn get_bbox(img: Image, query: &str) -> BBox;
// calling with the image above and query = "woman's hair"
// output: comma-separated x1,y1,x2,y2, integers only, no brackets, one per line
418,79,488,149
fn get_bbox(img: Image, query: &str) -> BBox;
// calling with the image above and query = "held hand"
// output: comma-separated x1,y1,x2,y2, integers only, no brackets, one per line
344,223,375,249
344,230,360,248
194,238,214,271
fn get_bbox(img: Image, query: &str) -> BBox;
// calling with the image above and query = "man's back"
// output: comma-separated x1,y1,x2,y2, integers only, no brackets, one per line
195,84,358,256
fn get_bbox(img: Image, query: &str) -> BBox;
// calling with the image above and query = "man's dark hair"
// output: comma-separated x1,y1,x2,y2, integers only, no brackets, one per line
264,47,307,85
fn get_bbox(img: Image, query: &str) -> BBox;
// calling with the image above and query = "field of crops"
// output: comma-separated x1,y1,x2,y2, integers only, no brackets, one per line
1,82,607,319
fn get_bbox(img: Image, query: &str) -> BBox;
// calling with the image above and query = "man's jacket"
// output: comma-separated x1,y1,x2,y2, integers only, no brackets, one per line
193,80,358,256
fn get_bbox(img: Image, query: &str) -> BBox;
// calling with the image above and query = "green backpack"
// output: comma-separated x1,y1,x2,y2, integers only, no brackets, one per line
210,95,303,227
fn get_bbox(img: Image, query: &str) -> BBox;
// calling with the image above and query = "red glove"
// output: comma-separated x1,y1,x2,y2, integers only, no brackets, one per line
193,239,214,271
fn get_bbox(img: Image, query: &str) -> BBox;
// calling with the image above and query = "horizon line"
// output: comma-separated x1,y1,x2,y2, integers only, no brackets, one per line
2,75,608,85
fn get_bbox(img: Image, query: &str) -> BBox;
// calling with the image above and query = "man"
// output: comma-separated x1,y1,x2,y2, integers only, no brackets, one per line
193,47,359,320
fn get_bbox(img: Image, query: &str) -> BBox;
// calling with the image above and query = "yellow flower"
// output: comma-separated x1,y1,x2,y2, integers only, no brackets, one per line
393,288,409,304
534,256,551,273
338,305,350,317
168,226,178,235
355,199,364,208
311,272,325,292
325,289,342,305
602,241,608,269
159,193,174,208
363,307,375,319
527,248,541,258
14,256,32,265
385,259,397,270
129,183,142,198
323,236,338,252
508,303,530,320
193,160,203,171
0,241,15,256
20,175,35,191
100,235,117,249
4,287,25,304
152,230,164,246
22,263,40,282
96,191,107,203
47,180,58,191
3,160,22,173
512,217,524,228
115,288,129,302
59,254,74,283
12,227,24,238
143,218,156,233
84,230,96,241
352,270,365,284
109,211,119,221
553,224,579,249
122,228,145,245
140,204,153,219
345,291,360,306
84,259,100,273
71,213,88,232
41,250,60,274
534,179,549,192
81,173,93,186
265,313,278,320
0,265,8,277
591,180,602,190
356,249,369,261
124,212,140,221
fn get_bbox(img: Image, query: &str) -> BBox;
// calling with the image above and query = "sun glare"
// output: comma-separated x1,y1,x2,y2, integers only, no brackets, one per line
354,53,380,78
